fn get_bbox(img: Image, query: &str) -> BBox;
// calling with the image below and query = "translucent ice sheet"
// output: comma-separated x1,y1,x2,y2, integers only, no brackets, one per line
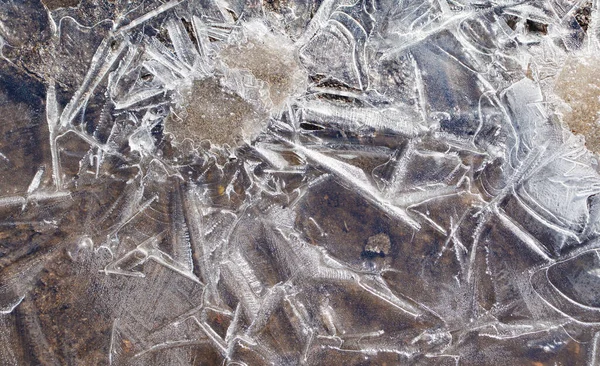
1,0,600,364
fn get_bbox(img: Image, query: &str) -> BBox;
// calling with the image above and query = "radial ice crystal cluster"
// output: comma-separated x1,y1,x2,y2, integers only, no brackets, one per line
2,0,600,365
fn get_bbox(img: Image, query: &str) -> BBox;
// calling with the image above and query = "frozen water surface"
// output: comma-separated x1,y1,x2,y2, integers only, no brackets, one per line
1,0,600,364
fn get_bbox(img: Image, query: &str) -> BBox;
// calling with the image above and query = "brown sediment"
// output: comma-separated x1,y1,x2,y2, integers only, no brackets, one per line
575,1,593,32
555,56,600,154
165,77,267,147
262,0,289,13
41,0,80,10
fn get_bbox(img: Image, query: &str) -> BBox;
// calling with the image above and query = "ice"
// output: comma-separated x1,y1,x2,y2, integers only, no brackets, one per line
2,0,600,364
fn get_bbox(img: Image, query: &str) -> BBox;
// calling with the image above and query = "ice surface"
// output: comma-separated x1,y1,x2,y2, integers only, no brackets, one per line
1,0,600,364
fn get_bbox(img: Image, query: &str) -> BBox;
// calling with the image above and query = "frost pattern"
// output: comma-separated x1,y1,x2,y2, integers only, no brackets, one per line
1,0,600,364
